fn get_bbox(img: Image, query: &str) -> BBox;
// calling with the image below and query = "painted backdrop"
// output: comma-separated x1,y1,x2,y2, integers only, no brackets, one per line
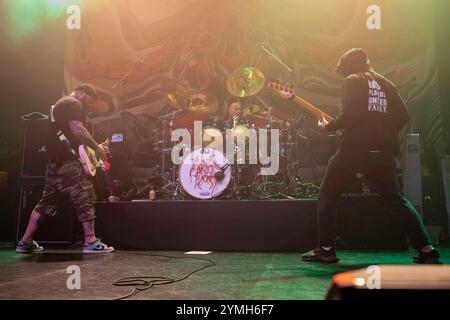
64,0,444,171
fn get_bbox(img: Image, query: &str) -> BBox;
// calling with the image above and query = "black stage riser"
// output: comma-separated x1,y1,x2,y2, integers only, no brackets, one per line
95,197,408,252
96,200,317,252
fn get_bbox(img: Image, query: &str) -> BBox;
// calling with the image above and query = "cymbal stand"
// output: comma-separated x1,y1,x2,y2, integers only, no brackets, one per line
283,120,297,194
159,111,183,199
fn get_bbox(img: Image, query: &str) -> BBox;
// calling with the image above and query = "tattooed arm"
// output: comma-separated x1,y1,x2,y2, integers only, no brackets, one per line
69,120,107,160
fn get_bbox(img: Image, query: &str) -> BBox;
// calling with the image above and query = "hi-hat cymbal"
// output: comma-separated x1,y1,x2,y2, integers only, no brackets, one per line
179,91,219,115
226,67,265,98
160,78,218,115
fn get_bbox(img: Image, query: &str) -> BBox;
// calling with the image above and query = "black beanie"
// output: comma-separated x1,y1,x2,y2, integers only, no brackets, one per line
334,48,372,75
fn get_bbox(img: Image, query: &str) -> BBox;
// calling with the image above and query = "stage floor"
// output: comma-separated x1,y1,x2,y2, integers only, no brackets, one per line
0,246,449,300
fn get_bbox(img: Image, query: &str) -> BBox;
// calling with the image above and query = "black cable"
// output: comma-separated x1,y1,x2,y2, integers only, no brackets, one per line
112,252,216,300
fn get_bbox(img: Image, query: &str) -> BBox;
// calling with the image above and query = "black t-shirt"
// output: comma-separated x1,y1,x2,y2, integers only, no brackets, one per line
326,71,409,154
47,96,85,160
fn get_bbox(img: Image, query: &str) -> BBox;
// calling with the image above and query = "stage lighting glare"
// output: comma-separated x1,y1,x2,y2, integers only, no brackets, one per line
5,0,83,39
353,278,366,287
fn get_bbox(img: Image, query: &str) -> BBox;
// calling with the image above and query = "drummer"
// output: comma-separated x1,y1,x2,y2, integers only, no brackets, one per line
227,97,271,129
227,97,243,118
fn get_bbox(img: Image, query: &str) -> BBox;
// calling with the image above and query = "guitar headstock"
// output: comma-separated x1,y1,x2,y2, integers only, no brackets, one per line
101,138,110,146
268,80,296,100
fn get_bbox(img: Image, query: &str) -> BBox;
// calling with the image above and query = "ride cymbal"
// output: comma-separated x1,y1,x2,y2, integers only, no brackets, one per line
226,67,265,98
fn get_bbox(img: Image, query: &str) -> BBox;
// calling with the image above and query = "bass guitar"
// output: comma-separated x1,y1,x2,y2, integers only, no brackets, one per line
268,80,335,122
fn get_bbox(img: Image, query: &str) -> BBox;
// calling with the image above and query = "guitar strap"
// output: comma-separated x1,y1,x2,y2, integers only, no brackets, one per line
50,105,101,177
49,105,78,158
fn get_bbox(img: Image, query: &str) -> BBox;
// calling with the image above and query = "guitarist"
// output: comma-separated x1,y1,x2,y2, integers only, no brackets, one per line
302,48,440,264
16,84,114,254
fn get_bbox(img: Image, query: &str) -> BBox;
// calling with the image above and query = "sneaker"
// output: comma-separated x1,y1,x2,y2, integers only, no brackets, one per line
16,240,44,254
302,247,340,263
82,239,114,254
413,248,442,264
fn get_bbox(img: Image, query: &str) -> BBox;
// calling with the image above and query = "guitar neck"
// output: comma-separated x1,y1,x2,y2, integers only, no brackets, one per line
292,96,334,122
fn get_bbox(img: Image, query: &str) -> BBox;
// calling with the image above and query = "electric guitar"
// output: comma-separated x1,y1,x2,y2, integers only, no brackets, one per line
78,139,110,177
268,80,335,122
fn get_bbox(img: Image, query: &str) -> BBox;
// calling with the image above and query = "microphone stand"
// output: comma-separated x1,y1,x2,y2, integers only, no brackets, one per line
111,61,143,91
260,42,294,74
259,41,301,194
259,41,297,92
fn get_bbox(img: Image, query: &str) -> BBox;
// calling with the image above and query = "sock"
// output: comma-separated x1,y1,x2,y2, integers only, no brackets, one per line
85,238,98,245
321,246,332,251
421,245,433,253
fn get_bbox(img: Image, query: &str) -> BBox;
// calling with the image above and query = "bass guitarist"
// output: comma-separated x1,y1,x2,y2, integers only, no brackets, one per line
301,48,440,264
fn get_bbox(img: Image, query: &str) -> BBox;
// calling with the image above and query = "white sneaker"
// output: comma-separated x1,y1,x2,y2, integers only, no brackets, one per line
16,240,44,254
82,239,114,254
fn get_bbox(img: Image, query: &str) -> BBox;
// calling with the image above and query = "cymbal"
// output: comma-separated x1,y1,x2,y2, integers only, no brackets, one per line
226,67,265,98
242,104,265,117
160,78,218,115
160,78,188,110
179,91,219,115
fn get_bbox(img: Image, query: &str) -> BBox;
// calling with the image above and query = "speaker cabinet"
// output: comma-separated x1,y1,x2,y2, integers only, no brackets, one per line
20,117,50,179
441,156,450,239
16,180,78,244
402,134,423,215
338,194,408,250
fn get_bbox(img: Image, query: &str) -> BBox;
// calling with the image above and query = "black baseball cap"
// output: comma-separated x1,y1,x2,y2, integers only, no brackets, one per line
75,83,98,101
334,48,372,75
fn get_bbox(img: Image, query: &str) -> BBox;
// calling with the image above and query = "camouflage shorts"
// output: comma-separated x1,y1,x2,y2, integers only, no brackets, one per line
33,160,96,222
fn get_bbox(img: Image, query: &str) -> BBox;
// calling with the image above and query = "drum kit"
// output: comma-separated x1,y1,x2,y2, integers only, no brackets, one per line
150,67,318,200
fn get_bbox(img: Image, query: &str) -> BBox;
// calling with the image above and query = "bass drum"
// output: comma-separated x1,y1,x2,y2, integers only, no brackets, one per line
179,148,231,199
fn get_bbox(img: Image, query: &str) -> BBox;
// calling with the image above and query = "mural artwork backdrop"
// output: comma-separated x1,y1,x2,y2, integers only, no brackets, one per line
64,0,444,181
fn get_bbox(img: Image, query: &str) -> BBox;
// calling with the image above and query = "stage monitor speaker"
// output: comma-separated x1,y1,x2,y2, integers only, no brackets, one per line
402,134,423,216
16,180,78,244
441,156,450,239
338,194,408,250
326,265,450,300
20,116,50,179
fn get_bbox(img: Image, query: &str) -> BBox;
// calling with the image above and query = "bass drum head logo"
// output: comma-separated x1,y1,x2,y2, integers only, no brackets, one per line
179,148,231,199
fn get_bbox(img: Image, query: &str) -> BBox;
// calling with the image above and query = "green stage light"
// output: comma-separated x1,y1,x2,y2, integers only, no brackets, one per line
5,0,82,40
45,0,81,17
5,0,41,39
